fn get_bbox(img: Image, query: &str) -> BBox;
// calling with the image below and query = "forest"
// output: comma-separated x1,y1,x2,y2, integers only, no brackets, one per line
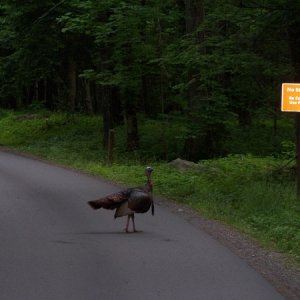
1,0,300,161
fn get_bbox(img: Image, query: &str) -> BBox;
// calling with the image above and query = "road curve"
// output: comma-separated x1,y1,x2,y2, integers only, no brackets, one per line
0,151,284,300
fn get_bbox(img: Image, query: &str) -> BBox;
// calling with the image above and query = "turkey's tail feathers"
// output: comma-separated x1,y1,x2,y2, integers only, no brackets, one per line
87,191,129,211
88,199,103,210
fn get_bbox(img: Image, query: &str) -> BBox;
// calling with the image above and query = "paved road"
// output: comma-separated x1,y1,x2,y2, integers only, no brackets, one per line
0,151,284,300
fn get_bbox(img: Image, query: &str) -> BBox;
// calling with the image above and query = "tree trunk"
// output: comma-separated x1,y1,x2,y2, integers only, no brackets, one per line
126,106,139,151
184,0,205,109
102,86,112,149
183,0,205,160
237,107,252,127
84,79,93,114
45,79,54,110
124,90,139,151
68,56,77,112
34,81,39,102
43,78,47,105
184,0,205,40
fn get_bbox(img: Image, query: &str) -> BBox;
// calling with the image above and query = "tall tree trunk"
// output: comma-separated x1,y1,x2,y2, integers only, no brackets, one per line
34,81,39,102
183,0,205,160
45,79,54,110
124,90,139,151
43,78,47,104
68,56,77,112
101,86,122,149
126,104,139,151
84,79,93,114
184,0,205,40
184,0,205,109
102,86,112,149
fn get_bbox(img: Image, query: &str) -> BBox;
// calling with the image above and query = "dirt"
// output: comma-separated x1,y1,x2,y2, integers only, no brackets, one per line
157,198,300,300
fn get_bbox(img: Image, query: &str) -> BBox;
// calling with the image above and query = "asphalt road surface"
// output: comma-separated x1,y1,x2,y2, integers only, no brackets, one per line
0,150,284,300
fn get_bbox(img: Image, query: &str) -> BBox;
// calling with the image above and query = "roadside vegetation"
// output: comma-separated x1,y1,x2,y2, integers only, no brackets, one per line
0,109,299,263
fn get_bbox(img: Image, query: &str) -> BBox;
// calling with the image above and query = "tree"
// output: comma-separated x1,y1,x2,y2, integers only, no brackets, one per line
0,1,69,109
0,0,298,159
59,0,182,150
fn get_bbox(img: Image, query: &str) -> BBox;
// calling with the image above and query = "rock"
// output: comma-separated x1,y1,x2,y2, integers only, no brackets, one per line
15,114,39,121
168,158,220,174
168,158,203,171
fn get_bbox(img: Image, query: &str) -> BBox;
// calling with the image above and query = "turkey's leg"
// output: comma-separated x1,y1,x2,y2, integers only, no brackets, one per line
125,215,130,233
125,214,138,233
132,214,141,232
132,214,137,232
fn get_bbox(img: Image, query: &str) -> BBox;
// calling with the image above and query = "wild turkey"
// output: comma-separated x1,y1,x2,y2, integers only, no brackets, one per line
88,167,154,233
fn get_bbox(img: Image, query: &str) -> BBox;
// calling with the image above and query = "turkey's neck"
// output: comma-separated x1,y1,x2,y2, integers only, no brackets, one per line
145,178,153,192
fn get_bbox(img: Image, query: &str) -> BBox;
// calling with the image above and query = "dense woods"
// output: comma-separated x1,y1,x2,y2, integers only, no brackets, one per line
0,0,299,160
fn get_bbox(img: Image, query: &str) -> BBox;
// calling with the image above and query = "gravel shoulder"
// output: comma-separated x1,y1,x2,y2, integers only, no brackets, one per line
157,198,300,300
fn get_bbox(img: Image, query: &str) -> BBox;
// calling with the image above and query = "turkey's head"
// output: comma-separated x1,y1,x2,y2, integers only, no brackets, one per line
145,166,153,179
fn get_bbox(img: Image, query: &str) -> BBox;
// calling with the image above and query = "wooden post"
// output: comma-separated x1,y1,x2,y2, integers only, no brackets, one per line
296,114,300,198
281,83,300,198
107,129,115,164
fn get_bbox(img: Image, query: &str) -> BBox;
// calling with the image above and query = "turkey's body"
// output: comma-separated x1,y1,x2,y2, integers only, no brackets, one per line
115,188,152,216
88,167,154,232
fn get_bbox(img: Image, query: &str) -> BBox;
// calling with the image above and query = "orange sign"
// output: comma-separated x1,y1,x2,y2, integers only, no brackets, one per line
281,83,300,112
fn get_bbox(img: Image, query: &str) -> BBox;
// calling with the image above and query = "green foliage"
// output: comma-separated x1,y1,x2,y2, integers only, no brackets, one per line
1,0,299,159
0,110,104,160
58,0,180,91
131,116,188,161
226,116,295,156
0,0,68,106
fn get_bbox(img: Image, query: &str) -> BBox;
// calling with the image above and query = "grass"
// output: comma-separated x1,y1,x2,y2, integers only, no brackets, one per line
0,109,299,262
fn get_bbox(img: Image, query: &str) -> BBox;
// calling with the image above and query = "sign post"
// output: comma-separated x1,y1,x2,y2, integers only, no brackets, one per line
281,83,300,197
